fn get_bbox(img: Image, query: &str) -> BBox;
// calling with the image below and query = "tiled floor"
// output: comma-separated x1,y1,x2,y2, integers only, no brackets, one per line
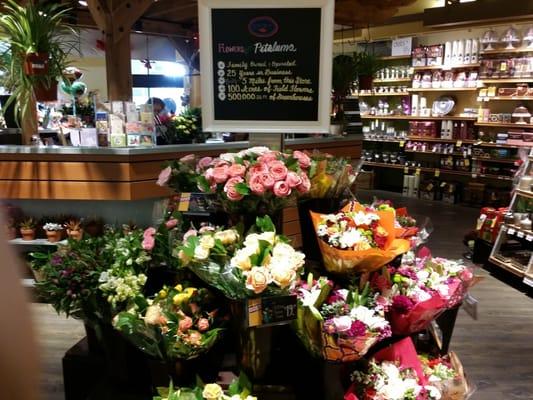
34,191,533,399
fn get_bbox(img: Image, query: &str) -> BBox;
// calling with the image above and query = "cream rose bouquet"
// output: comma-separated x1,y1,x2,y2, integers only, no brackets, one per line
154,373,256,400
176,216,305,299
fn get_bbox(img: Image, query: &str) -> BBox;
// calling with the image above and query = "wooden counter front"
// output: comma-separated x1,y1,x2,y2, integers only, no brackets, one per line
0,136,361,201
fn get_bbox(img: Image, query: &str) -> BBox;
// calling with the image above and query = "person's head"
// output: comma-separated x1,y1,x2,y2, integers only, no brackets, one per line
147,97,165,113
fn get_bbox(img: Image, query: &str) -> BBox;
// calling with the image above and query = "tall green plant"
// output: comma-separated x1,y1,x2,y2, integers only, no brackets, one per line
0,0,78,135
332,54,357,97
353,51,383,78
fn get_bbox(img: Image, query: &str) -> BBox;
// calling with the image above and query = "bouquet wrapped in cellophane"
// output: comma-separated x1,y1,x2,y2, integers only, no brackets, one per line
113,284,225,360
294,274,391,363
370,251,476,335
306,151,360,199
420,352,476,400
311,201,410,274
176,216,305,300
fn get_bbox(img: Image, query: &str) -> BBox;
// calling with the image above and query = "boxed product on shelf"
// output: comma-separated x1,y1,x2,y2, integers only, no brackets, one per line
427,44,444,66
419,179,437,201
441,181,461,204
412,46,427,66
409,121,437,137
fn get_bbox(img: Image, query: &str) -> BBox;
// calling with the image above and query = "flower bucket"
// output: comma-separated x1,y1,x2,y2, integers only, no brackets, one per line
24,52,49,75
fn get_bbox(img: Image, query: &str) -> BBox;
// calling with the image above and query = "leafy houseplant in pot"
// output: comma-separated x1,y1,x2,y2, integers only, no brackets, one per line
43,222,64,243
0,0,78,144
20,218,37,241
66,219,84,241
331,54,357,135
354,51,383,91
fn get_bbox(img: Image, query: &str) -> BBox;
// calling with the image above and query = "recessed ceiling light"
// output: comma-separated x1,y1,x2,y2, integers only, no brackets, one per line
78,1,88,6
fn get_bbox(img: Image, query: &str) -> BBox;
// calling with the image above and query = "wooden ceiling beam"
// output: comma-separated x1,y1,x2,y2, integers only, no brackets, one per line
144,0,197,18
111,0,155,43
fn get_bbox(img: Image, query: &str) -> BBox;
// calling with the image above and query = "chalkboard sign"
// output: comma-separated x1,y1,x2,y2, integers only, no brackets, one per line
199,0,334,133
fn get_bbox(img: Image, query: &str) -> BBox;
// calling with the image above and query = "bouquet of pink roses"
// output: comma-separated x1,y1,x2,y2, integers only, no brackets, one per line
294,274,391,363
194,147,311,215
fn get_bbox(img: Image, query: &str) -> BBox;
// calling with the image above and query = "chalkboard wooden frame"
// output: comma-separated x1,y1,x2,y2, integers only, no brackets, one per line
198,0,334,133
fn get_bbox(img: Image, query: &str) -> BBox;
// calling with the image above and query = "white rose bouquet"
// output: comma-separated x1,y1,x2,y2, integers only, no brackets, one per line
176,216,305,299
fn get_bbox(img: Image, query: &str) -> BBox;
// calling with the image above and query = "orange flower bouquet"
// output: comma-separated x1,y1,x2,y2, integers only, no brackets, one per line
311,202,410,274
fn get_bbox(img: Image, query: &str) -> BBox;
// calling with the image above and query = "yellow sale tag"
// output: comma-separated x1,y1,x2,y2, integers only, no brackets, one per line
404,167,409,174
456,140,462,147
178,193,191,212
415,168,421,176
464,159,470,166
399,140,405,147
247,298,262,327
435,169,440,177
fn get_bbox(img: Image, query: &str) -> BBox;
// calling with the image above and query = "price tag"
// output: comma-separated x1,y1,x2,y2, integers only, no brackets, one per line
177,192,191,212
399,140,405,147
404,167,409,174
456,140,462,147
517,231,525,238
464,159,470,167
415,168,421,176
507,228,516,235
247,295,297,328
434,169,440,177
524,277,533,288
526,234,533,242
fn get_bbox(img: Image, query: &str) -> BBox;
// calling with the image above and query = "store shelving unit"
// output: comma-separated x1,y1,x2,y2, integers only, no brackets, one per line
478,96,533,101
374,78,412,83
480,78,533,83
358,92,410,97
475,122,533,129
412,63,480,71
361,115,477,121
489,152,533,283
407,87,478,92
378,55,411,61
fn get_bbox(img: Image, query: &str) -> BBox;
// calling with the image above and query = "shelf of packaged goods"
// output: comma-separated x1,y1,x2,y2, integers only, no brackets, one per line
474,141,531,149
475,122,533,129
489,255,526,277
478,96,533,101
358,92,410,97
373,78,412,83
8,238,67,246
361,115,477,121
515,188,533,199
502,223,533,239
404,150,467,156
378,55,411,61
363,138,403,143
363,161,514,180
480,78,533,83
407,87,478,92
480,48,533,55
471,157,518,164
412,63,480,71
407,137,476,143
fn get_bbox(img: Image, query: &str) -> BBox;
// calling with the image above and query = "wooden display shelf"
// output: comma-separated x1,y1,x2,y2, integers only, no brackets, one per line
489,255,526,277
412,63,480,71
475,122,533,129
373,78,412,83
515,188,533,199
480,78,533,83
363,138,404,143
405,149,466,156
363,161,513,180
478,96,533,101
361,115,477,121
474,141,531,149
480,48,533,55
9,238,67,246
358,92,410,97
378,55,411,61
471,157,518,164
407,87,478,92
407,137,476,144
502,223,533,238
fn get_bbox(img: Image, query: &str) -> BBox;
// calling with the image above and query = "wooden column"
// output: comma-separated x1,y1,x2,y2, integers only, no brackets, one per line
87,0,154,101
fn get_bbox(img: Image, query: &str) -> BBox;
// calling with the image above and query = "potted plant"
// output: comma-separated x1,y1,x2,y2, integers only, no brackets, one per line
20,218,37,241
66,219,84,241
43,222,64,243
354,51,383,91
83,217,105,237
0,0,78,144
331,54,357,135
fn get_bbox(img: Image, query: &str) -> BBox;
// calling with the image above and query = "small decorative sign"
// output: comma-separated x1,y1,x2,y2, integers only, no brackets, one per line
246,295,297,327
391,37,412,56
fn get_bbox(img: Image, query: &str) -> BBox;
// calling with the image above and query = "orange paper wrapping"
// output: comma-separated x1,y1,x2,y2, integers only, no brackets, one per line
321,331,380,363
311,202,410,274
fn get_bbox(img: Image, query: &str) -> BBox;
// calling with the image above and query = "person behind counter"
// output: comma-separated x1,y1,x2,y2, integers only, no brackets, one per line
146,97,169,126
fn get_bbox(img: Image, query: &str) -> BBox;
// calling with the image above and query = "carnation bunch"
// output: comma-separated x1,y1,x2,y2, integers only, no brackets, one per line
316,210,389,250
113,284,225,360
177,216,305,299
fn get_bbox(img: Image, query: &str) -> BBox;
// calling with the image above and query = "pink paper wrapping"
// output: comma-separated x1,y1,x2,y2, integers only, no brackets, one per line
389,292,447,335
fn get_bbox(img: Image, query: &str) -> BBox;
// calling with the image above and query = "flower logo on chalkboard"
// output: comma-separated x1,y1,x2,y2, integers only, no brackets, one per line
248,16,279,38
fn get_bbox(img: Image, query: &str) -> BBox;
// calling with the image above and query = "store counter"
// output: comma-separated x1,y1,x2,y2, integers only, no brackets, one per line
0,135,362,201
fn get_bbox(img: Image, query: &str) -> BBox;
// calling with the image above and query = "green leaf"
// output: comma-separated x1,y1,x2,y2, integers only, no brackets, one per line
234,156,244,165
256,215,275,233
238,372,253,392
234,182,250,196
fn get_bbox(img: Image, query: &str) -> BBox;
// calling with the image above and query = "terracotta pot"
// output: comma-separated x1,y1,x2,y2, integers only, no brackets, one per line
358,75,374,91
46,230,63,243
67,228,84,241
24,52,49,75
20,228,36,241
34,80,58,102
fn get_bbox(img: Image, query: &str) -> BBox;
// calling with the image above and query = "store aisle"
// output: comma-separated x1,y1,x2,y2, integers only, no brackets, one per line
33,191,533,400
